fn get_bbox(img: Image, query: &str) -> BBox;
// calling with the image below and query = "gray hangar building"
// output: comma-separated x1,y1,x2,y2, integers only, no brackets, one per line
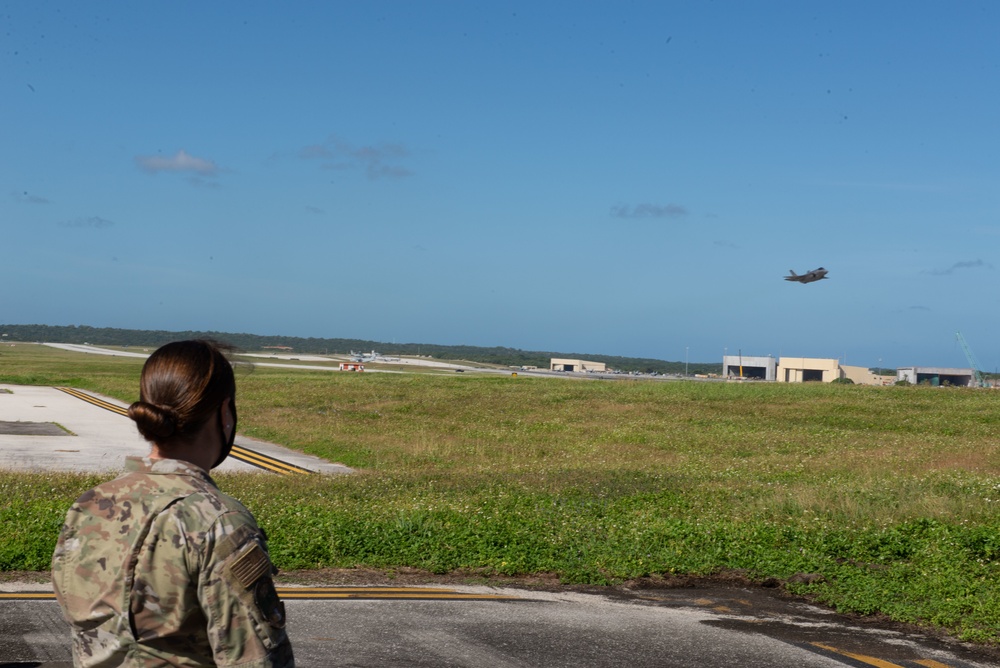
722,355,777,381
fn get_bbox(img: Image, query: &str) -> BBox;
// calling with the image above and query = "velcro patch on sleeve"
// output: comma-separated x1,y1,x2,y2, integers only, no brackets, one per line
229,542,271,589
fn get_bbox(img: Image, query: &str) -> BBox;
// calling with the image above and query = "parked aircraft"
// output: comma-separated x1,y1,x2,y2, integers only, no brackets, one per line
350,350,399,363
784,267,828,283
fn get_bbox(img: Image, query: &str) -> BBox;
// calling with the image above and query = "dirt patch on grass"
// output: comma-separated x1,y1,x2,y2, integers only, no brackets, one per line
0,571,51,585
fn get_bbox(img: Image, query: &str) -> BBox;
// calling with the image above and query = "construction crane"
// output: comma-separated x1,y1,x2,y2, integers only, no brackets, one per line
955,332,988,388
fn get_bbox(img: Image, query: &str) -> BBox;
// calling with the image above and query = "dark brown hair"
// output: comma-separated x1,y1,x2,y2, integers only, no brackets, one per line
128,340,236,445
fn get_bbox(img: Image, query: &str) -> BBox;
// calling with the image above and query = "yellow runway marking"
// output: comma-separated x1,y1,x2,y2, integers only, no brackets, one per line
56,386,127,416
0,587,521,601
54,387,314,475
276,587,520,600
0,592,54,600
228,444,313,475
810,642,906,667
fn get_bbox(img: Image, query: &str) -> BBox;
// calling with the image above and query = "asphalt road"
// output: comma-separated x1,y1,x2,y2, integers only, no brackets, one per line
1,583,996,667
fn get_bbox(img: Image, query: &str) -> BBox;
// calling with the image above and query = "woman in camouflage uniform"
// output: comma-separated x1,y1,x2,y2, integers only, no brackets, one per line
52,340,295,667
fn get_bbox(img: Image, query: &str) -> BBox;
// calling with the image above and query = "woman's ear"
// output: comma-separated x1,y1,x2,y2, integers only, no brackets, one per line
220,397,234,439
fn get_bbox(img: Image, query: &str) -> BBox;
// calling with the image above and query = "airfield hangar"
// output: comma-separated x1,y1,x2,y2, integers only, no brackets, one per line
724,356,969,386
722,355,777,381
777,357,843,383
896,366,975,387
550,358,607,372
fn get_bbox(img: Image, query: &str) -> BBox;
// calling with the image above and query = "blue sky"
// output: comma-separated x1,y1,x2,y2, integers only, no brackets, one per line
3,2,999,369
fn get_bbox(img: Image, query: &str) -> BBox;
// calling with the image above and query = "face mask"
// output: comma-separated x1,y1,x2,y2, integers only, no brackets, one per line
213,399,237,468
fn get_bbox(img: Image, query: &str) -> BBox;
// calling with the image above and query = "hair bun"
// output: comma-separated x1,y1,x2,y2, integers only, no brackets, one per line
129,401,178,440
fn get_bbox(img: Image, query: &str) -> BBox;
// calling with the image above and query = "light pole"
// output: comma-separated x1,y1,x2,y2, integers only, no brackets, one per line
685,346,689,377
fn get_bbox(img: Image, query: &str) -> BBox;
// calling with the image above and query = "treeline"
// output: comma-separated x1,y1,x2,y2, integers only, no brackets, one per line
0,324,721,375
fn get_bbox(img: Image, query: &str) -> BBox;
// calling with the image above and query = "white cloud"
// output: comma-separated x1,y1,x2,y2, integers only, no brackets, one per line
135,149,218,175
298,136,413,180
12,190,49,204
610,203,688,219
923,259,993,276
58,216,116,228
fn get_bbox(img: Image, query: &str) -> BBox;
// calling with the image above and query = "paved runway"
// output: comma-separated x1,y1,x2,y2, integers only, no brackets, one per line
2,582,997,668
0,384,350,475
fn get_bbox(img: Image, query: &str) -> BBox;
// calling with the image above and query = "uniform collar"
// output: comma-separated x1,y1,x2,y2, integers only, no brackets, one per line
125,455,216,483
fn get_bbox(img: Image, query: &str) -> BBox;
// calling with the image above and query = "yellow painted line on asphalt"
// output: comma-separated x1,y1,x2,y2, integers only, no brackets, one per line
810,642,907,667
912,661,957,668
276,587,521,600
0,587,520,601
54,387,314,475
0,592,54,600
279,587,484,593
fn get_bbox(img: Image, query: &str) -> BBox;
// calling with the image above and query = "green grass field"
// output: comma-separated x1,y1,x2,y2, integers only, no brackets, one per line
2,343,1000,643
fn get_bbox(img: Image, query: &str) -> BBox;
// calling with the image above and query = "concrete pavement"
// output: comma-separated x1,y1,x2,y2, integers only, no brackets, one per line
0,384,350,475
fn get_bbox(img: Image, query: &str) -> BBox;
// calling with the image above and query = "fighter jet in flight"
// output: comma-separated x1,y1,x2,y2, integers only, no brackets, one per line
784,267,828,283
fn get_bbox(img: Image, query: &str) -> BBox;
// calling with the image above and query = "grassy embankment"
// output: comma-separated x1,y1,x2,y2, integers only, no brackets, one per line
2,343,999,643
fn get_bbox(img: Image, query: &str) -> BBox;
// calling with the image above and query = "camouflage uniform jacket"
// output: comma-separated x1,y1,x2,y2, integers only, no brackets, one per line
51,456,294,668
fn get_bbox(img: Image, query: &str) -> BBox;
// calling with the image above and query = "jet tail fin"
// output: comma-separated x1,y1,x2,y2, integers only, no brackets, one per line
788,269,797,276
